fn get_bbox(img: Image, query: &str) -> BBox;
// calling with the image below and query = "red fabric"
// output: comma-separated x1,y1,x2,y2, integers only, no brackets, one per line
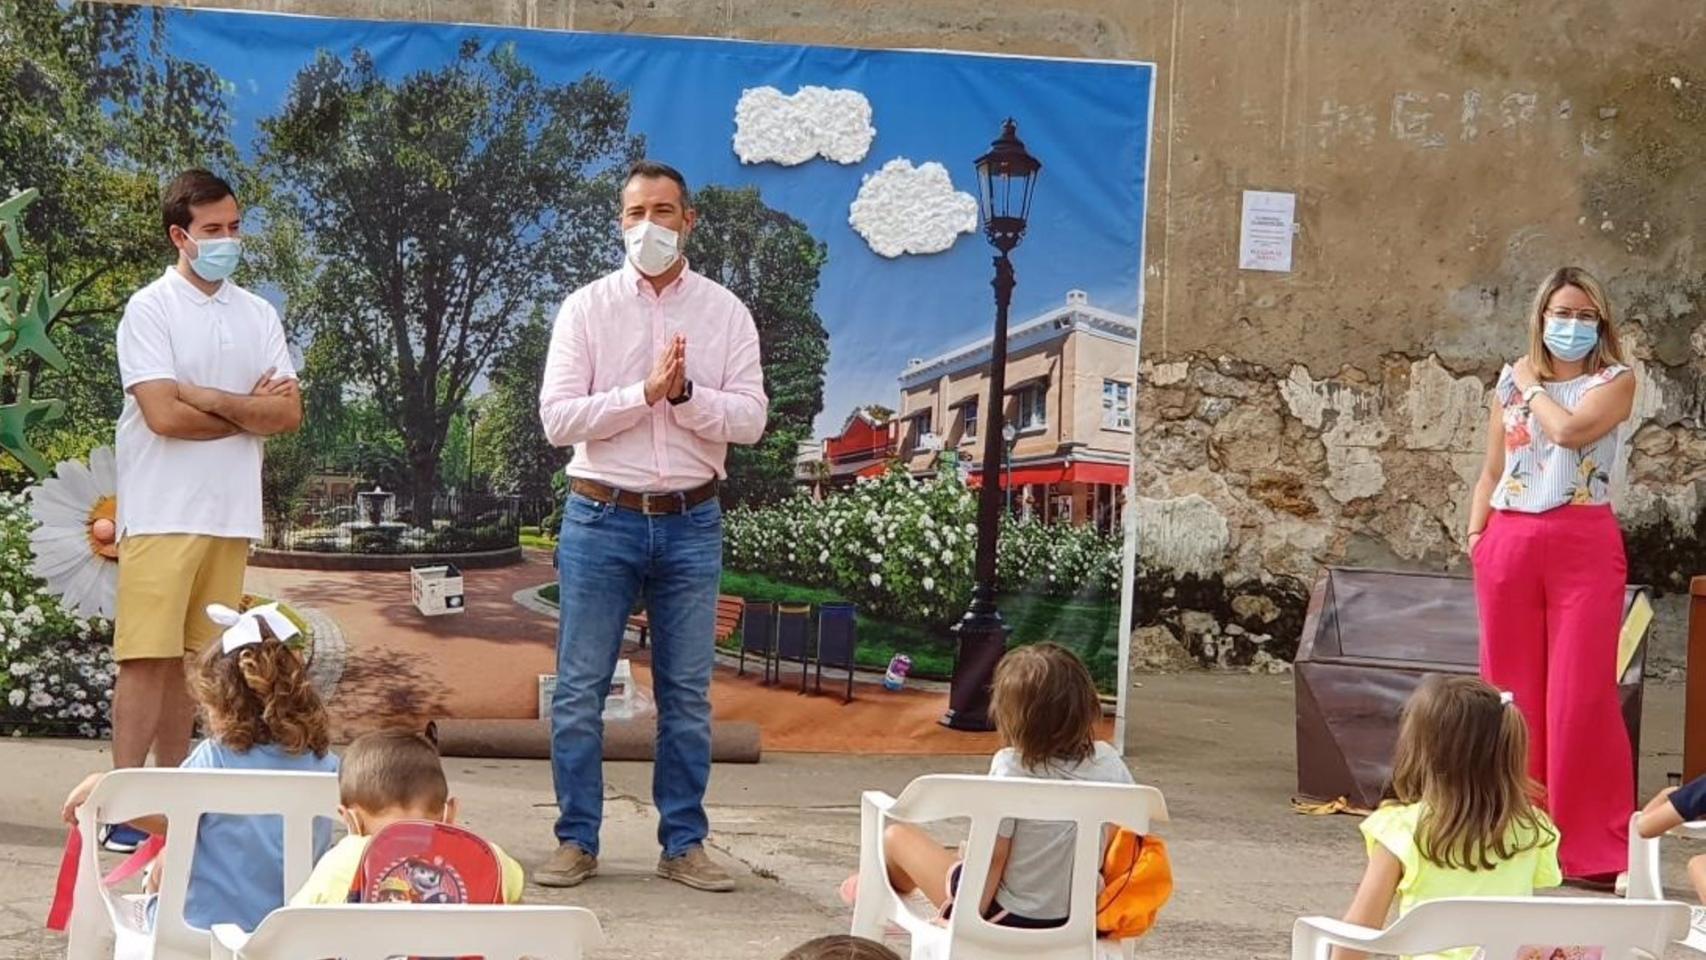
966,462,1129,488
46,829,165,931
1474,504,1631,876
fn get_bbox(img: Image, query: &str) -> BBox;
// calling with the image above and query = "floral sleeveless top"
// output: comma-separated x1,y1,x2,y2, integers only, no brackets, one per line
1490,363,1629,513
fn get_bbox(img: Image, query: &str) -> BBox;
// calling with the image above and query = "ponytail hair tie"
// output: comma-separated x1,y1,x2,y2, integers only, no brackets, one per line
206,603,300,655
1499,690,1515,707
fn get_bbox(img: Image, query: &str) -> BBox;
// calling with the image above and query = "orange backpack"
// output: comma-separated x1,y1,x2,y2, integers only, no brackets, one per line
1096,829,1172,938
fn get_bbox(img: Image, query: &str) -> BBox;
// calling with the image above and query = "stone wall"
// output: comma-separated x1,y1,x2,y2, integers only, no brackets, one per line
114,0,1706,674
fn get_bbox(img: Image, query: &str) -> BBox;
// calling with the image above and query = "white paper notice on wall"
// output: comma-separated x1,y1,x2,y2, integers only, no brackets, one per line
1238,190,1296,272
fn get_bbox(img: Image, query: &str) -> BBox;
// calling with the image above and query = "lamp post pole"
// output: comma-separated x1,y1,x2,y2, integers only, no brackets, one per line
942,119,1040,731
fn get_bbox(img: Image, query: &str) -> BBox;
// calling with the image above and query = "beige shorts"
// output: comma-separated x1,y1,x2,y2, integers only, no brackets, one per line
114,534,249,661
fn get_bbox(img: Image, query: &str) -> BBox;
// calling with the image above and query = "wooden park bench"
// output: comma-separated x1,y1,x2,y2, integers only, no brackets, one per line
628,595,746,649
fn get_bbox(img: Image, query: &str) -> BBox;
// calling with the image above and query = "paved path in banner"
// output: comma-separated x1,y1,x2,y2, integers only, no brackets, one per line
245,552,1074,752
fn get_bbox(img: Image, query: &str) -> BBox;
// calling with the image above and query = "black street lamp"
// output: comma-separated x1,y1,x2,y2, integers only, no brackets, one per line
942,118,1040,731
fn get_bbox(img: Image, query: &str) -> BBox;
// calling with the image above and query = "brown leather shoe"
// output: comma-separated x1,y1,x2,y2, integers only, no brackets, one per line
656,845,735,892
534,843,598,888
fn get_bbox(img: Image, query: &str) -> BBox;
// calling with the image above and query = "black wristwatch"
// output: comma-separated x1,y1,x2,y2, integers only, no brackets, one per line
669,379,694,406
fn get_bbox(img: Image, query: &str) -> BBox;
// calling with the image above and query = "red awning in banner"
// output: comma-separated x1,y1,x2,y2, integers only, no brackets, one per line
965,461,1129,488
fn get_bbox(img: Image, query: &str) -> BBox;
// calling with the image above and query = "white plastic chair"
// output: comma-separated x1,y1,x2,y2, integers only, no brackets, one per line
1627,810,1706,900
1291,896,1688,960
65,768,340,960
850,773,1169,960
209,904,605,960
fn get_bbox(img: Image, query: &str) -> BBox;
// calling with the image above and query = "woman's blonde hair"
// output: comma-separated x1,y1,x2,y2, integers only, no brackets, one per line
1526,266,1627,379
1388,675,1554,870
990,642,1099,769
192,624,330,757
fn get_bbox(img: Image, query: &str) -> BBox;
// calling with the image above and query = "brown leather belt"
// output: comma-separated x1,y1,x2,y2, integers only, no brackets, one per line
570,477,719,516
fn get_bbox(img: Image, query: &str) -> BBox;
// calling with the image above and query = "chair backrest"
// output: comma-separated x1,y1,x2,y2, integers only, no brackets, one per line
1293,896,1688,960
889,774,1168,957
817,603,857,668
776,603,812,660
741,601,776,654
351,821,504,905
69,768,339,960
220,904,604,960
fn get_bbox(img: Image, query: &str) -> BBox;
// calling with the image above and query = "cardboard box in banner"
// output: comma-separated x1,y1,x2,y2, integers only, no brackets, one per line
411,564,465,616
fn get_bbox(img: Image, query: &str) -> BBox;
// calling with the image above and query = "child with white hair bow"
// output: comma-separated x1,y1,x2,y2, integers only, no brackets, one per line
61,602,339,933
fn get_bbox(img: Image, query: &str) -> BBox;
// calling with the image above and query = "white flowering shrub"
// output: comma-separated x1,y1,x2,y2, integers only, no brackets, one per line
996,516,1123,598
0,492,114,737
725,468,1122,626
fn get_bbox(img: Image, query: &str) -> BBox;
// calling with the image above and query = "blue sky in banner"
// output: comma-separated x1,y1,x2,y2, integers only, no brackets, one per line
157,7,1153,437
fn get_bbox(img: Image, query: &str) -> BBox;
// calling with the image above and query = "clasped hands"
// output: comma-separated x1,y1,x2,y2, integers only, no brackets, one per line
644,334,690,406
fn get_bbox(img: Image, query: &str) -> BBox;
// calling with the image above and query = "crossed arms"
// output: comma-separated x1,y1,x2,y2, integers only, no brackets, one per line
130,369,303,441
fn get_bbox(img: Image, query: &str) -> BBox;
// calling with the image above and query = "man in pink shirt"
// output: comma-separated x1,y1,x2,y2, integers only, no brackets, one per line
535,160,767,893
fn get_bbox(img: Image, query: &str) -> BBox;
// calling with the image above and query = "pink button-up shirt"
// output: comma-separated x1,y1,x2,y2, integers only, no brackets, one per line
539,261,768,493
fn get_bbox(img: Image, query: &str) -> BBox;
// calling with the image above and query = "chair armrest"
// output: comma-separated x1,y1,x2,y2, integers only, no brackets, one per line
1291,915,1386,960
209,923,249,960
1674,821,1706,840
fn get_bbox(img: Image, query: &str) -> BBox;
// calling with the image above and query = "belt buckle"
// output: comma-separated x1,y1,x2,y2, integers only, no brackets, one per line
642,491,686,515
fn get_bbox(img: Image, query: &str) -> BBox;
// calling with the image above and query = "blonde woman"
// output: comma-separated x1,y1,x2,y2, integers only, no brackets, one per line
1468,266,1636,883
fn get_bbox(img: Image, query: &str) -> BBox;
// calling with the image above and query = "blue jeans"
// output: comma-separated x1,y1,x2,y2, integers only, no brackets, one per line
551,491,723,858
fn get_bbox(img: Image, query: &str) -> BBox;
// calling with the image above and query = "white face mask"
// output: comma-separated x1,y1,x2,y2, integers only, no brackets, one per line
624,220,680,277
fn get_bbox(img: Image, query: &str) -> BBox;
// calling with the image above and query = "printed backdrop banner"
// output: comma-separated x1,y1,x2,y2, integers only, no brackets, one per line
9,2,1153,734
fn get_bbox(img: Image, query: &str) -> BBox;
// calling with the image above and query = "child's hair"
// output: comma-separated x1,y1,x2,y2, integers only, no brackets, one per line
339,729,449,813
191,626,329,757
1388,675,1555,870
779,935,902,960
990,642,1099,769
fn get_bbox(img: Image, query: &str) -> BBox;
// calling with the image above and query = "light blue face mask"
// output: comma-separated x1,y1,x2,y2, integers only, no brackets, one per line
1543,317,1599,362
185,235,242,282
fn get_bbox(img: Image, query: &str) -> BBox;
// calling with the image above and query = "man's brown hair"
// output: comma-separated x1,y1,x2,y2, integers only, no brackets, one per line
989,642,1100,770
338,729,450,813
192,632,330,757
161,168,235,235
780,936,901,960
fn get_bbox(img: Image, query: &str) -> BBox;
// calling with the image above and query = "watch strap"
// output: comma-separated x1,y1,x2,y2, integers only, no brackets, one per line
669,379,694,406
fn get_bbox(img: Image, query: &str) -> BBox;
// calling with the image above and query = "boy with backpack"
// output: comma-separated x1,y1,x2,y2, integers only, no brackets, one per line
291,729,524,905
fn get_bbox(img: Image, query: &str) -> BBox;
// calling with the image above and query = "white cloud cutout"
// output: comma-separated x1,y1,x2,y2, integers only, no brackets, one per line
733,86,876,166
848,159,979,258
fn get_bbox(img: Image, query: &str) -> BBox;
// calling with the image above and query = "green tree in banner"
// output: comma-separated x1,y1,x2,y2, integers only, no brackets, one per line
475,312,568,506
688,185,830,506
0,0,234,484
254,40,641,512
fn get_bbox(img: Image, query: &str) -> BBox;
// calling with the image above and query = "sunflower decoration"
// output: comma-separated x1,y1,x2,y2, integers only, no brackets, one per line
26,446,119,619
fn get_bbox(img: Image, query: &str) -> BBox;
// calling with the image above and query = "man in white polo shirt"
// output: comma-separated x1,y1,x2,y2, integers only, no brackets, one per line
107,169,302,848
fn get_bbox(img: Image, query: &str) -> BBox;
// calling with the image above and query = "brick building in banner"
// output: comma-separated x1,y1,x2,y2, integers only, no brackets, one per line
795,408,899,497
896,290,1135,535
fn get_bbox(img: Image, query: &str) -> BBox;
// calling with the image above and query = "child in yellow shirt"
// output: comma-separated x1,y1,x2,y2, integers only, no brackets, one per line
291,730,524,904
1334,676,1561,960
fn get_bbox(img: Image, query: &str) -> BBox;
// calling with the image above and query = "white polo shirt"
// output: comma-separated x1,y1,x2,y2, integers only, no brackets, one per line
115,268,294,541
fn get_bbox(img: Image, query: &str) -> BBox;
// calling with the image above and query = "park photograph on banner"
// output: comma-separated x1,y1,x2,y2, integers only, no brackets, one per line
0,0,1154,750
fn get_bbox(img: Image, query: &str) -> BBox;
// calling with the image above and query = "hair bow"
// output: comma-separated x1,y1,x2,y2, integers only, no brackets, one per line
206,603,300,654
1499,690,1515,706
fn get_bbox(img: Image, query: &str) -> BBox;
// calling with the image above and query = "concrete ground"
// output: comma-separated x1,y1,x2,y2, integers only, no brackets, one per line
0,673,1699,959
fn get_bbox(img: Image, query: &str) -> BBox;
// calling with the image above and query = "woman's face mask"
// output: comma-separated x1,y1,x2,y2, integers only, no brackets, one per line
1543,316,1599,362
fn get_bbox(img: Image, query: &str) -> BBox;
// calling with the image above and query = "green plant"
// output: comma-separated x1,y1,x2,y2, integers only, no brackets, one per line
0,189,75,478
0,491,114,736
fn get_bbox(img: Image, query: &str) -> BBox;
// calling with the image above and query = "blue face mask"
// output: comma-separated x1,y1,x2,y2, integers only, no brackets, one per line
1543,317,1599,362
185,236,242,282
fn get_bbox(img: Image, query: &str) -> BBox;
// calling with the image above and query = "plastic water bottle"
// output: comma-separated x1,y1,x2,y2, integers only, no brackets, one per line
883,654,913,691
